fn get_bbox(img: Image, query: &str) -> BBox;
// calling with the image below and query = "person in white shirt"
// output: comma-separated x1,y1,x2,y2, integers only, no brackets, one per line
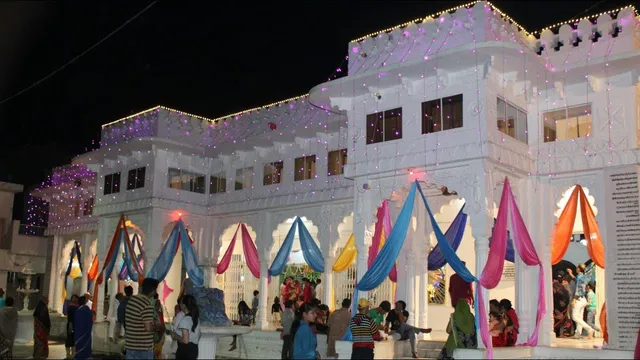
172,295,200,359
85,293,93,309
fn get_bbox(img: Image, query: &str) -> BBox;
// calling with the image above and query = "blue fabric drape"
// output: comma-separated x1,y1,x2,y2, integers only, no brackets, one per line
103,229,124,282
120,234,145,280
490,220,515,263
123,236,140,282
297,218,324,272
269,219,298,276
356,182,417,292
428,205,467,270
146,220,204,287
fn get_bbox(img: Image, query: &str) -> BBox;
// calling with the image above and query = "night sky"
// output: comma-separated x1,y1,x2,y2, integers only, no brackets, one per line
0,0,631,220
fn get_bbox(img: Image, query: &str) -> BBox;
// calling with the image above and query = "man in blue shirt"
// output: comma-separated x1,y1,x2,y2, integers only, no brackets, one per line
569,264,594,338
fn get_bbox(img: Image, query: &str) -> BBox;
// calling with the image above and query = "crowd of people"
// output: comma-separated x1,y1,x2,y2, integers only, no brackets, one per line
553,264,600,339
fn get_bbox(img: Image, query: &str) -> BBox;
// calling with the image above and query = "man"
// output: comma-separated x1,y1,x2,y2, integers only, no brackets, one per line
368,300,391,328
385,300,406,332
125,278,160,359
252,290,259,325
280,300,296,360
116,286,133,342
390,311,431,359
349,298,381,360
327,298,351,357
84,293,93,309
0,297,17,359
568,265,595,338
449,261,473,308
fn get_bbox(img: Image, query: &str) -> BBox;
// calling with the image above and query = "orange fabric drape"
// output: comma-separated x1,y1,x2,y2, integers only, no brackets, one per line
600,303,608,344
88,255,99,281
551,185,605,268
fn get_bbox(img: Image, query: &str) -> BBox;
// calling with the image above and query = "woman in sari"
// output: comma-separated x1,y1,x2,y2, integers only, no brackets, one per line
74,296,93,360
33,298,51,359
438,299,477,360
553,281,574,338
65,295,79,359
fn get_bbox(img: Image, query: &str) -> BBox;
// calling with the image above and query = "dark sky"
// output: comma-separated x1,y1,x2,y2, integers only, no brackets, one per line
0,0,632,220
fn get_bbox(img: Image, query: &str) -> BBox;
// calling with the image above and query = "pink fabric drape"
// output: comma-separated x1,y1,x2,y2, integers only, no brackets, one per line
367,201,398,281
476,178,546,358
161,280,174,303
217,224,241,274
241,223,261,278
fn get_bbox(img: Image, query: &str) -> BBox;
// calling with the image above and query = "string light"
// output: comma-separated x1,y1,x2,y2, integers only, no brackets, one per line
533,5,637,35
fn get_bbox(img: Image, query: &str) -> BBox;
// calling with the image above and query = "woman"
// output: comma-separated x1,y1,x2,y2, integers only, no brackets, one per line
33,298,51,359
74,296,93,360
229,301,252,351
152,294,167,359
499,299,519,346
172,295,200,360
438,299,477,360
553,280,574,337
292,303,318,360
171,297,185,355
65,295,79,358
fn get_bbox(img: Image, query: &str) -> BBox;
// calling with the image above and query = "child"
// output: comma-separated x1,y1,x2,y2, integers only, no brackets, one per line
281,300,296,360
585,283,600,332
391,310,431,359
489,311,507,347
272,297,281,325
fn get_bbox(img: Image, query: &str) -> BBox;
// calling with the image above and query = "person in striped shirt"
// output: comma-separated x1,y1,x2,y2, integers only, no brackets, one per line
349,298,382,360
124,278,160,360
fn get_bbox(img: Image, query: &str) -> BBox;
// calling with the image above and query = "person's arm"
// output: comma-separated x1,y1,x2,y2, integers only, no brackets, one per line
370,319,382,341
566,268,575,280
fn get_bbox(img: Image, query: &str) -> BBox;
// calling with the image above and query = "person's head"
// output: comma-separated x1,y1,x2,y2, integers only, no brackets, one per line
298,295,305,302
274,296,280,304
379,301,391,314
489,299,500,313
238,301,249,313
285,300,294,309
5,297,14,307
587,283,595,292
489,311,501,322
357,298,370,314
302,277,309,285
78,296,87,306
298,303,317,324
124,285,134,297
294,280,300,285
70,294,79,304
499,299,512,311
0,288,4,297
562,274,570,283
311,298,321,307
181,295,199,332
141,278,160,297
577,264,585,274
85,292,92,301
400,310,409,323
253,290,259,297
341,298,351,309
315,279,321,286
395,300,406,312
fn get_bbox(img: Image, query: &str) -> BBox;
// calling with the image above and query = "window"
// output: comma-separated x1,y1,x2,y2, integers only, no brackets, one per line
366,107,402,144
328,149,347,176
235,167,253,190
83,198,94,216
422,94,463,134
168,168,206,194
209,173,227,194
294,155,316,181
497,98,528,143
263,161,284,185
73,202,80,218
543,104,592,142
126,167,146,190
103,172,121,195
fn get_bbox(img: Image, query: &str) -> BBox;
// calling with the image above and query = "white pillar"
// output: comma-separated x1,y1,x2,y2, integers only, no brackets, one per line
354,182,372,300
80,233,92,295
52,238,65,314
95,218,108,322
406,253,417,326
418,253,430,338
48,235,62,312
539,180,555,346
515,179,535,344
257,212,272,330
323,254,334,307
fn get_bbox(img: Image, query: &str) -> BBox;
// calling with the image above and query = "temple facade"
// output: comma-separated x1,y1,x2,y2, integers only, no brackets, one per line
31,1,639,357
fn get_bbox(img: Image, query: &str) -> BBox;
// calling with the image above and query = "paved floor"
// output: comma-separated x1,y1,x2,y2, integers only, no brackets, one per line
12,341,119,359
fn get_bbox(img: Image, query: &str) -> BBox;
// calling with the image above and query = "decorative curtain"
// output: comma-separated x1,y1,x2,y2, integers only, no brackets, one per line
217,223,261,278
367,201,397,281
489,219,515,263
120,234,144,281
62,241,83,303
427,204,467,270
269,217,325,276
356,182,416,291
146,219,204,287
332,234,356,272
161,280,174,303
92,216,144,315
87,255,99,292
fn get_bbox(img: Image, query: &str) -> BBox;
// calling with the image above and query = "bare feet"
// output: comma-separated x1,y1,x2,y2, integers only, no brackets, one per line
587,330,595,339
229,343,237,351
412,352,420,359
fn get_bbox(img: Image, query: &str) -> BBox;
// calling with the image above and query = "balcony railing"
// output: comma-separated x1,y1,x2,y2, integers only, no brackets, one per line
18,224,47,237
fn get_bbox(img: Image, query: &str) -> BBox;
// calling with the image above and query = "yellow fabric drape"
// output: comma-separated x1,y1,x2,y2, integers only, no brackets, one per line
551,185,605,268
332,234,356,272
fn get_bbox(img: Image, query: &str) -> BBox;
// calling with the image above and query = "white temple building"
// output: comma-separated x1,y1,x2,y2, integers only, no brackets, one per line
31,1,639,358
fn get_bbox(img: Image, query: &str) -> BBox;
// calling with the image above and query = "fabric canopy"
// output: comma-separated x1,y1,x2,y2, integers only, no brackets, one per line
427,204,467,270
87,255,99,292
146,219,204,287
92,215,144,315
332,234,356,272
269,217,324,276
217,223,261,278
62,241,83,302
551,185,605,268
119,234,144,280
